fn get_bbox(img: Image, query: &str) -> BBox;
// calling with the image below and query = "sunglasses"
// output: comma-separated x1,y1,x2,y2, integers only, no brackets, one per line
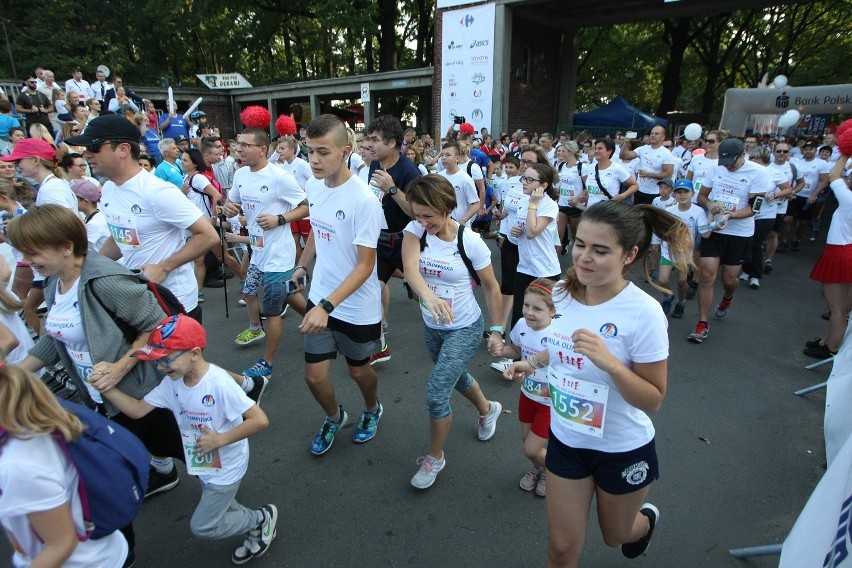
706,139,718,144
775,150,789,154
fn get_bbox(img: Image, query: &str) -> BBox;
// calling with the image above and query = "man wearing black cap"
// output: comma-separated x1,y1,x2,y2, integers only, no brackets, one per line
65,115,219,321
784,140,829,250
688,138,773,344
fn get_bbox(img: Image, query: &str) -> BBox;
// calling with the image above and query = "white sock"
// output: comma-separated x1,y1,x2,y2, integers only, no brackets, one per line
241,376,255,393
150,457,173,474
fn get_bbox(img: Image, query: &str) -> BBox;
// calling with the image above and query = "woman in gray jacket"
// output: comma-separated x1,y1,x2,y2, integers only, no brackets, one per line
10,204,180,565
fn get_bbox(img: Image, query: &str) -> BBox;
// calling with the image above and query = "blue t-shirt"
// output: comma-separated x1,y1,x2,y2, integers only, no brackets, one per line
475,183,496,222
154,160,184,189
0,115,21,138
142,129,162,159
159,115,189,141
469,148,491,177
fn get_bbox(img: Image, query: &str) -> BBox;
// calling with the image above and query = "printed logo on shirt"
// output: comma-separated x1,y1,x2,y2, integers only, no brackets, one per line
599,323,618,338
336,210,345,220
201,395,215,407
622,461,649,485
260,185,269,193
540,337,548,348
73,301,78,309
131,204,142,214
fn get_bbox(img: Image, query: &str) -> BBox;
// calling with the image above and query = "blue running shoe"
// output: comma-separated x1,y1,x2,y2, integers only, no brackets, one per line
243,358,272,379
353,403,383,443
660,295,675,316
311,407,348,455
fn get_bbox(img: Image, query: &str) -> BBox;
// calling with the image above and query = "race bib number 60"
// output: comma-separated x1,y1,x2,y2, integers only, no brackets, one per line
549,370,608,438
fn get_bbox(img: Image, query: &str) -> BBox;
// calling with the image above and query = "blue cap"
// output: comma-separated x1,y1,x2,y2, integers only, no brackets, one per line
673,179,694,192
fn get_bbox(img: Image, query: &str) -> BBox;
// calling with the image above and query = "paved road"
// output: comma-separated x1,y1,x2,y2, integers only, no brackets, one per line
4,235,833,567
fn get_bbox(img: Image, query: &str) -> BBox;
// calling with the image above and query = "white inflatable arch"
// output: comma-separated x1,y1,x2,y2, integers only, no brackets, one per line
719,84,852,136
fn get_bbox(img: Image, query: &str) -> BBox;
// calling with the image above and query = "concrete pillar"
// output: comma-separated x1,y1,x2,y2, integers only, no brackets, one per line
555,28,580,132
492,3,513,135
363,98,376,128
310,94,321,122
266,96,275,139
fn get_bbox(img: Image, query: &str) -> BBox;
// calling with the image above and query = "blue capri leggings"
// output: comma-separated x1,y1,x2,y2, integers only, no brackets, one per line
423,315,483,419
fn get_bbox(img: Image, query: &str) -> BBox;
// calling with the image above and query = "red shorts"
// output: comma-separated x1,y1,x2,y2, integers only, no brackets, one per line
291,219,311,237
518,392,550,439
810,244,852,283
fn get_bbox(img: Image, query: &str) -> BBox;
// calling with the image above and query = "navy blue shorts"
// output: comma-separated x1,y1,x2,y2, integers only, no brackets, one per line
545,432,659,495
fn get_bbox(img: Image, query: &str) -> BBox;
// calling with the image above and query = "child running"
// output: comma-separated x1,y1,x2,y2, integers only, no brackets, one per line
97,314,277,566
659,179,707,318
489,278,556,497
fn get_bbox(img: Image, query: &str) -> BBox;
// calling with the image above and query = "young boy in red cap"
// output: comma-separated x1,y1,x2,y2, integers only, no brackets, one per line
98,314,277,565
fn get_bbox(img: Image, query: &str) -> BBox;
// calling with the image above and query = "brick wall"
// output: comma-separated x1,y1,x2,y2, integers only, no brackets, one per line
507,16,559,135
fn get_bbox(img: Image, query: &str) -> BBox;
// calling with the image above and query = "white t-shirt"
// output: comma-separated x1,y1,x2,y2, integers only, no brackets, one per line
84,211,111,254
144,364,253,486
557,162,585,207
44,278,102,404
548,282,668,452
702,160,773,238
305,175,382,325
459,158,484,185
635,145,676,195
767,161,797,215
687,155,717,204
755,168,788,220
585,163,630,209
516,195,560,277
793,157,830,198
347,151,365,175
651,195,675,209
0,307,33,366
101,169,203,312
277,156,313,190
510,318,551,405
405,221,491,330
661,203,706,261
438,169,479,226
827,179,852,245
500,177,524,242
35,174,79,213
186,172,214,218
229,163,306,273
0,434,128,568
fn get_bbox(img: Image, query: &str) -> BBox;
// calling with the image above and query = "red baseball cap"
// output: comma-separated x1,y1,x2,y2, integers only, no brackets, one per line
0,138,56,162
134,314,207,361
459,122,475,136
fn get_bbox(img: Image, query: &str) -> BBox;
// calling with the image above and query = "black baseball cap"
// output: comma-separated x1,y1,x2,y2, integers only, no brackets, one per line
718,138,744,167
64,115,140,147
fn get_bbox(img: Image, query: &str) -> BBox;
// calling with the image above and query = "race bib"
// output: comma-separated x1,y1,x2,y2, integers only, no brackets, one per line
106,214,141,247
559,185,574,198
181,429,223,476
522,375,550,399
248,226,265,250
420,284,454,323
505,194,522,213
712,193,739,213
549,370,608,438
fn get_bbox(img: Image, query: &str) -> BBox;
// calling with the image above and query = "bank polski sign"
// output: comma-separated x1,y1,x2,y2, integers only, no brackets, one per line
440,3,495,137
196,73,253,89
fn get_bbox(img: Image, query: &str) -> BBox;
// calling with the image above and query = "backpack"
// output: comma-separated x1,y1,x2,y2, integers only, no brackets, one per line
91,271,186,343
0,400,149,540
420,224,481,286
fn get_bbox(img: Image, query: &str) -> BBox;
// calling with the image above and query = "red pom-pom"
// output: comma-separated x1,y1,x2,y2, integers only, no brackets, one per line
240,106,271,129
836,118,852,140
459,122,475,135
275,115,297,136
837,129,852,157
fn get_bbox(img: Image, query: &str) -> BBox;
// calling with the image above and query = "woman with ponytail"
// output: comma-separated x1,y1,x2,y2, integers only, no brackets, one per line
505,200,694,567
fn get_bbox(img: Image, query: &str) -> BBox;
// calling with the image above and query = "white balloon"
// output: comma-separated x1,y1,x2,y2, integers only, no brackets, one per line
777,109,800,129
684,123,702,141
773,75,788,89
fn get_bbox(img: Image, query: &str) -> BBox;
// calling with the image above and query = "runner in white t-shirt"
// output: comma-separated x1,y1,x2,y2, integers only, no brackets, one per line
290,115,385,457
225,129,308,382
503,199,695,565
767,141,804,264
437,142,480,226
401,173,505,489
490,156,524,338
620,126,676,205
689,138,772,344
554,142,586,254
787,141,830,249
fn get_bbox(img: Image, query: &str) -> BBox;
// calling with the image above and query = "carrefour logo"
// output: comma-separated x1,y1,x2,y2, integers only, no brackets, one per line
460,14,474,27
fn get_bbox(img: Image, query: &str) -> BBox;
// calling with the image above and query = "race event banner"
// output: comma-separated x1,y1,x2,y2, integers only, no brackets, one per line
440,3,495,137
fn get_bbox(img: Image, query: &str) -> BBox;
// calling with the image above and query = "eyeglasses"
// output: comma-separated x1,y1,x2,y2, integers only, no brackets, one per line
520,159,536,165
156,350,188,367
775,149,789,154
235,141,261,149
519,175,541,184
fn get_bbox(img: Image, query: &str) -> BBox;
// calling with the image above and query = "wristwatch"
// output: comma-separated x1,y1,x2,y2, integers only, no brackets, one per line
277,214,286,226
319,298,335,313
388,186,398,196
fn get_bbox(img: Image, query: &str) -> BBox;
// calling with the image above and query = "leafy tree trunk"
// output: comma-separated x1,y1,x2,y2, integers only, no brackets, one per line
656,17,692,117
377,0,398,71
366,34,374,74
415,0,429,65
283,23,294,78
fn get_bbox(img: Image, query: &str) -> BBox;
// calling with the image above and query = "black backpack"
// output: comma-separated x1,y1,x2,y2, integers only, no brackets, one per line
419,224,481,286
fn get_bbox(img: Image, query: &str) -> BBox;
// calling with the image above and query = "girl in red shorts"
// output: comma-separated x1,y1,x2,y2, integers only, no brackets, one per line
490,278,555,496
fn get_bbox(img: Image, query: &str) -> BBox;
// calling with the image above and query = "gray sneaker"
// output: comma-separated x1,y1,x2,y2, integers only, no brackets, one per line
411,454,446,489
477,401,502,441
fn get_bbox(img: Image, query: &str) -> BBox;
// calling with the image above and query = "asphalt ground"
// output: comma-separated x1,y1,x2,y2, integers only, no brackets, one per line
3,230,834,567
